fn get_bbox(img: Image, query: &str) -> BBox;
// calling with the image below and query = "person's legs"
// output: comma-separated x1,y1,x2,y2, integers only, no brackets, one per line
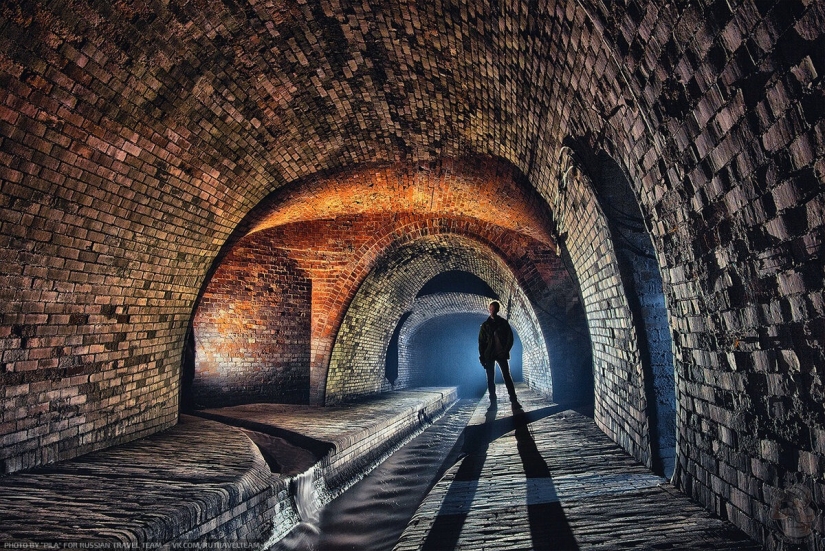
484,362,497,402
498,359,517,400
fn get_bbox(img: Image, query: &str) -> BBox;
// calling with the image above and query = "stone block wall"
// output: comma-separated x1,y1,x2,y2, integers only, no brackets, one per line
592,151,677,476
0,0,265,473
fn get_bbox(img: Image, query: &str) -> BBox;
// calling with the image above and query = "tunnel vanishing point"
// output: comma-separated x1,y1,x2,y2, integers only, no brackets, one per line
0,0,824,548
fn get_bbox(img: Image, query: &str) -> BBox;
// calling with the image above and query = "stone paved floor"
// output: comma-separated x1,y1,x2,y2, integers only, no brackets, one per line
0,386,765,550
395,384,764,551
0,389,457,545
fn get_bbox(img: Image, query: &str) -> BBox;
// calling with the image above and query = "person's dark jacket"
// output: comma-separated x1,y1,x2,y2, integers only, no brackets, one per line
478,315,514,365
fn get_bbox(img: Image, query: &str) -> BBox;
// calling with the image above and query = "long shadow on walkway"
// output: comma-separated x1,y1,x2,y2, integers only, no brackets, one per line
422,402,579,550
513,402,579,550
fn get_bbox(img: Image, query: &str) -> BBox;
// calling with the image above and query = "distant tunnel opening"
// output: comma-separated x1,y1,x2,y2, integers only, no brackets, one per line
416,270,498,298
400,312,523,398
183,165,590,412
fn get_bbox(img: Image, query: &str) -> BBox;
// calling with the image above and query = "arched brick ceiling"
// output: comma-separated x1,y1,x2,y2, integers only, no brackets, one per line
397,293,546,365
190,199,565,407
246,158,556,248
400,293,495,347
190,196,575,404
0,0,625,221
2,3,824,547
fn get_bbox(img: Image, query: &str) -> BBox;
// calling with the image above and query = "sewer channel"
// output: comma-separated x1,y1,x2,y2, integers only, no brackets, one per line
267,398,478,551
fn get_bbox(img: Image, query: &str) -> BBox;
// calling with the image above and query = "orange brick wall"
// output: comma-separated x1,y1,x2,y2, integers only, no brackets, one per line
192,194,588,406
192,240,311,406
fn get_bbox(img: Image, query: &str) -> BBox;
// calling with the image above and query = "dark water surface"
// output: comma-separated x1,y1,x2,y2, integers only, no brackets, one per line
270,399,478,551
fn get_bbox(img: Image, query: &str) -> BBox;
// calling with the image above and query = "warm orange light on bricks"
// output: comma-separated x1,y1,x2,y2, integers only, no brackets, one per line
247,158,557,251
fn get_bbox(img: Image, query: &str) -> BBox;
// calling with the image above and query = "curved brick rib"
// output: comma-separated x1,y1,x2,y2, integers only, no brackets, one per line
0,1,822,548
325,234,553,404
397,292,552,396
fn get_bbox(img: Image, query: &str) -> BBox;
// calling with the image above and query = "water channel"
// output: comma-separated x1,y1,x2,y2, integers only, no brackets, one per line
268,399,478,551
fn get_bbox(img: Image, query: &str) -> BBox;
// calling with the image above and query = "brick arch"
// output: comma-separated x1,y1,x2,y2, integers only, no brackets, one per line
551,145,653,469
400,294,495,347
396,292,551,395
324,234,549,405
302,214,569,405
0,4,821,545
189,208,576,407
0,0,627,472
246,157,557,247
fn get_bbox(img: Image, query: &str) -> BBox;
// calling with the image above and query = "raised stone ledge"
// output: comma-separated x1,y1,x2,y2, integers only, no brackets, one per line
198,387,459,543
0,388,458,546
0,415,278,544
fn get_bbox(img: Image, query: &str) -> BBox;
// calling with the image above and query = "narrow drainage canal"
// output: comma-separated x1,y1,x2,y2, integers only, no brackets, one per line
268,398,479,551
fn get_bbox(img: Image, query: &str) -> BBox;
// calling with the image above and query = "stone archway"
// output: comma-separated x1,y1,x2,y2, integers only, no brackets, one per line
324,234,550,404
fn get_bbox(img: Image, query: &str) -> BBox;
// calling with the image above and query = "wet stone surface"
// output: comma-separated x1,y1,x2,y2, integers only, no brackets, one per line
196,388,458,459
271,399,478,551
395,385,763,551
0,386,766,550
0,388,461,546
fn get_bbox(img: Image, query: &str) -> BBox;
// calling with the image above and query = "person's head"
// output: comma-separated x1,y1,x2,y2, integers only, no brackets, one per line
488,301,501,316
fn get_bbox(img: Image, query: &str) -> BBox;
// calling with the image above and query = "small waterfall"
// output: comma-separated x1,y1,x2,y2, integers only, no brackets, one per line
263,467,324,550
293,468,321,526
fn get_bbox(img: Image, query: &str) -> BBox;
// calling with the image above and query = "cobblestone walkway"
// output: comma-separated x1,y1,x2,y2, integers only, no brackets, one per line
395,385,763,551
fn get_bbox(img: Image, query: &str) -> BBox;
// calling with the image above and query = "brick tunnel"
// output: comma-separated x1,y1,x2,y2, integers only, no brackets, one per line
0,0,823,549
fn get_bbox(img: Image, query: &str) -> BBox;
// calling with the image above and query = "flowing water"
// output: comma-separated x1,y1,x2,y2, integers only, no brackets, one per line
269,399,478,551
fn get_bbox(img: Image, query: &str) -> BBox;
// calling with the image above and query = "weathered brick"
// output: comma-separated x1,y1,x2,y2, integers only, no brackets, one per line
0,2,822,549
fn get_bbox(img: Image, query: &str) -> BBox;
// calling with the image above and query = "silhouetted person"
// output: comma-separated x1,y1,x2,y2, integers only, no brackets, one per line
478,301,517,404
